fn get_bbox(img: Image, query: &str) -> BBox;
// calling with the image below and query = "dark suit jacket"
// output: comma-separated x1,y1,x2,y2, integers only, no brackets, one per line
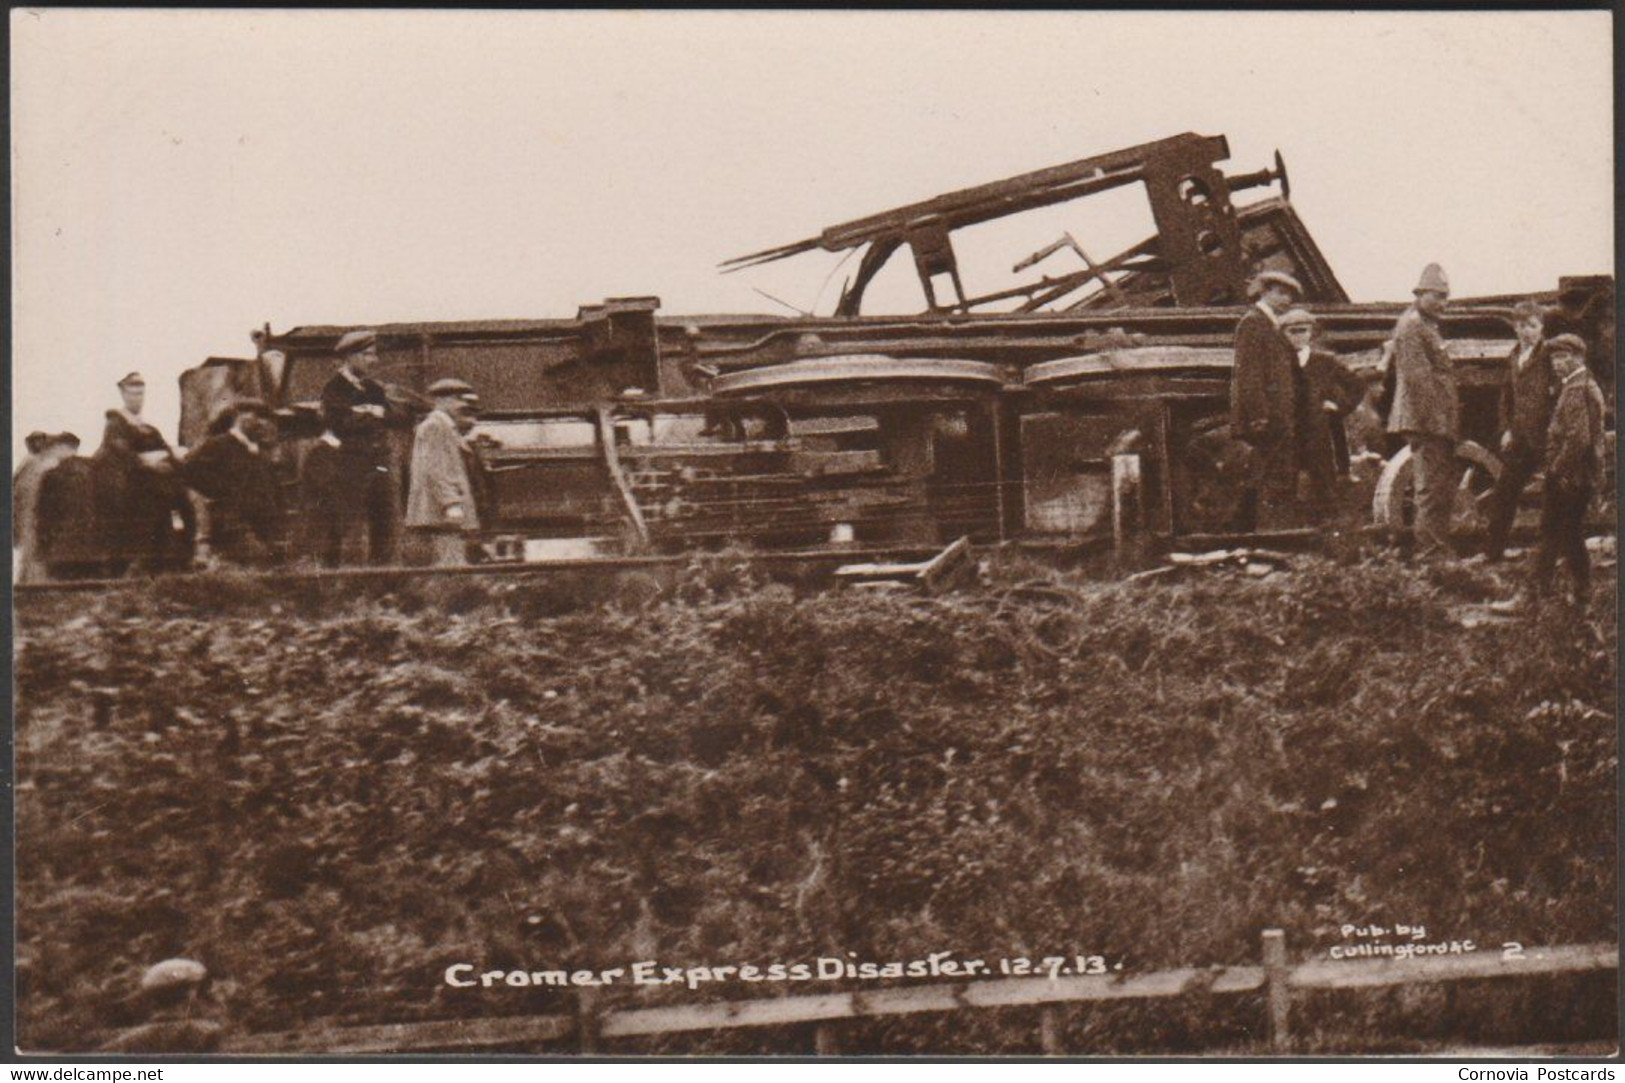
37,457,104,567
320,369,391,466
1499,341,1556,456
181,432,287,561
93,410,191,562
1298,349,1367,478
1230,305,1300,447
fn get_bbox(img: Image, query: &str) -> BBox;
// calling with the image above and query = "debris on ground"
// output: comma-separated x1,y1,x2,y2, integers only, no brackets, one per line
1127,547,1294,583
834,536,973,593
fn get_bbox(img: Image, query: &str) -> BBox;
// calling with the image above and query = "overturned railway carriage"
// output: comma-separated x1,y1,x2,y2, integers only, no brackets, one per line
183,133,1615,559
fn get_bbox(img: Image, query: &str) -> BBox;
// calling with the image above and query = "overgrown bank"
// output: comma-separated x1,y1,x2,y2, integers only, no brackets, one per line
14,556,1617,1053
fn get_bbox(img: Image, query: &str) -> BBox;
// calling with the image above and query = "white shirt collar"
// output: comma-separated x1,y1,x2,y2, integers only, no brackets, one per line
1296,345,1313,366
1515,343,1537,370
1254,300,1279,327
229,427,261,456
339,365,366,389
118,408,148,427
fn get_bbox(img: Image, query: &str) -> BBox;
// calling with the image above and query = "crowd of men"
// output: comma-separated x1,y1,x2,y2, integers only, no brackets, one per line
12,328,492,582
1230,263,1609,611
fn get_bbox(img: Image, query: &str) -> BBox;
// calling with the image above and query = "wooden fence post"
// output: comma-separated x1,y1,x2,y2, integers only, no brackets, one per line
1039,1006,1064,1055
814,1022,841,1055
576,986,602,1054
1262,928,1290,1052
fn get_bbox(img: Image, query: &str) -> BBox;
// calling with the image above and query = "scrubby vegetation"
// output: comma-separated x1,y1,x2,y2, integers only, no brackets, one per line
14,554,1617,1053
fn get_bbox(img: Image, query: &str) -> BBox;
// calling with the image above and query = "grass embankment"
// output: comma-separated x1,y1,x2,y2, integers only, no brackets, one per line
14,555,1617,1053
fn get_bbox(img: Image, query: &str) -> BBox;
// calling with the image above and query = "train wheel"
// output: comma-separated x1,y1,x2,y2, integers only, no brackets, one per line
1371,440,1502,536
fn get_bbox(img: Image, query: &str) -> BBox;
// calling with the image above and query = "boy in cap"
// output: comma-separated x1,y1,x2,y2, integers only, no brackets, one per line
405,378,481,566
1280,307,1366,522
1230,270,1305,529
318,329,399,564
1387,263,1459,558
1482,301,1556,562
1526,335,1606,612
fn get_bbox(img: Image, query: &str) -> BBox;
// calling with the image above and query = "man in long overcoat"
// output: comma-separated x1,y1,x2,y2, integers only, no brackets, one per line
94,372,194,574
1386,263,1459,557
319,329,399,564
1230,270,1305,529
405,379,481,566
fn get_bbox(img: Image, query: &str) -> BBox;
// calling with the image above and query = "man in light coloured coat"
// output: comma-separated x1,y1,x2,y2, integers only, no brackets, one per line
405,379,481,566
1386,263,1458,557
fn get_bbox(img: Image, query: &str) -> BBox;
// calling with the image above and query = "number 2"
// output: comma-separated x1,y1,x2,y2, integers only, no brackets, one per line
1502,942,1524,961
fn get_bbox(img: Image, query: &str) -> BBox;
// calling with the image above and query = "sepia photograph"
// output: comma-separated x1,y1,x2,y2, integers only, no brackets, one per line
8,7,1618,1061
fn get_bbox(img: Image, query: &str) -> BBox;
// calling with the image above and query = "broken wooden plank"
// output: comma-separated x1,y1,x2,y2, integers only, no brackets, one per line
594,405,651,551
834,536,973,593
918,536,973,592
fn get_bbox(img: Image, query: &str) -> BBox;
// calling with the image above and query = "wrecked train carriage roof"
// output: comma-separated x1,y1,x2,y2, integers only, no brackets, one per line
262,311,835,348
268,301,1518,343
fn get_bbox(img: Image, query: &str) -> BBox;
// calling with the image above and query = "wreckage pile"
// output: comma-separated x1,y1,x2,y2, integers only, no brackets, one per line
14,557,1617,1053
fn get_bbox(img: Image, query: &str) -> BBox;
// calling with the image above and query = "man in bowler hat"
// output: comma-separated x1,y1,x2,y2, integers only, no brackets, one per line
1230,270,1305,529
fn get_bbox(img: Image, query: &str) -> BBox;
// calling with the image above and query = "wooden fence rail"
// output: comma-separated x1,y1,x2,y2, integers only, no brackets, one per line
213,933,1617,1056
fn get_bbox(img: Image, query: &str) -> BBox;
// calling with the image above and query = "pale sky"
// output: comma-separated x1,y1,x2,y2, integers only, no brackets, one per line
10,9,1614,457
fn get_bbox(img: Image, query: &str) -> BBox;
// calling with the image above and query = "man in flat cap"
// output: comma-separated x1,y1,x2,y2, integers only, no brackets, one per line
95,371,194,573
180,399,288,567
1280,307,1367,523
405,378,481,566
1482,300,1556,563
317,329,399,564
1230,270,1305,529
1386,263,1459,558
